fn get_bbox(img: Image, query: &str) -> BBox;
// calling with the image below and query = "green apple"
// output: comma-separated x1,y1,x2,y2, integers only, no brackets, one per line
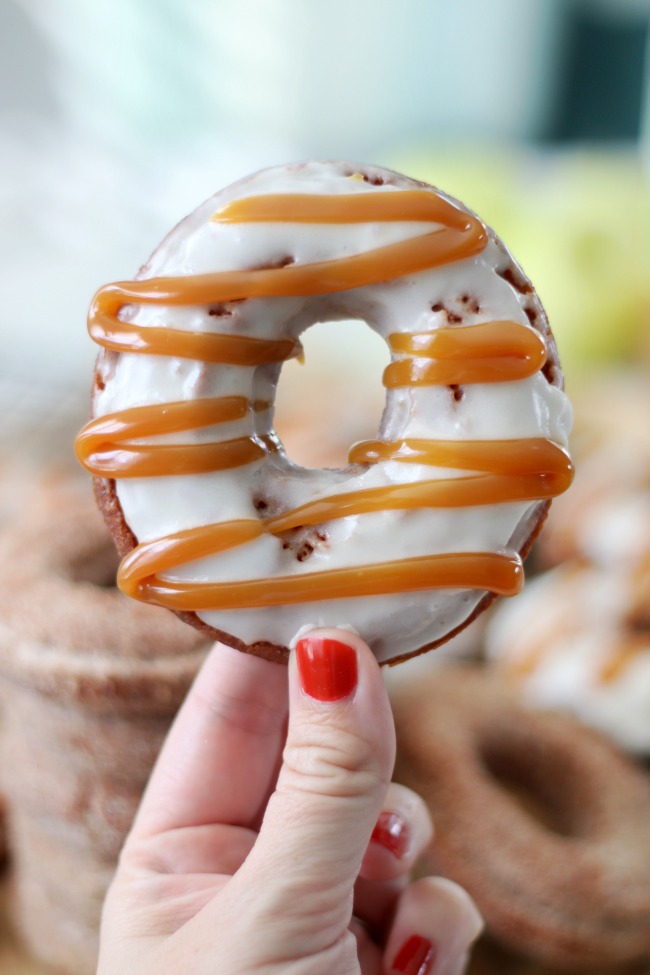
387,147,650,383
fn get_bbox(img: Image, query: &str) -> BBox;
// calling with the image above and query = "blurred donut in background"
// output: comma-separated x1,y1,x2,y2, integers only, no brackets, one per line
486,378,650,756
392,666,650,971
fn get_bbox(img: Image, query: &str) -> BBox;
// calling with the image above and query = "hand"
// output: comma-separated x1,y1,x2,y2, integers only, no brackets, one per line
98,628,482,975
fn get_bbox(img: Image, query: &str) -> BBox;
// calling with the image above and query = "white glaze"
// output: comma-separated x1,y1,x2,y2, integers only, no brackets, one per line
486,566,650,755
93,161,572,662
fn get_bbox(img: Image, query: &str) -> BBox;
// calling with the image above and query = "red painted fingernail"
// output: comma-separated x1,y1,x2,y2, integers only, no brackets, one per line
295,636,358,702
371,811,409,859
391,935,436,975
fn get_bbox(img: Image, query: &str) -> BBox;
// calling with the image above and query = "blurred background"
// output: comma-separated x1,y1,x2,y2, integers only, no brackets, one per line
0,0,649,454
1,6,650,973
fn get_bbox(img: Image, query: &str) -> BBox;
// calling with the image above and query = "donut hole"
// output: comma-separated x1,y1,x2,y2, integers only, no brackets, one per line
479,736,577,837
274,318,390,469
66,539,120,589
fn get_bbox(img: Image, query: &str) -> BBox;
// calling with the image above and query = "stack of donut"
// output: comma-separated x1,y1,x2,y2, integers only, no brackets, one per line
0,474,208,974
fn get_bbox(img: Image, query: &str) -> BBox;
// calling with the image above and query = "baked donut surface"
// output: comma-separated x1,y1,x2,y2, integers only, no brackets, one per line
76,161,573,664
392,666,650,969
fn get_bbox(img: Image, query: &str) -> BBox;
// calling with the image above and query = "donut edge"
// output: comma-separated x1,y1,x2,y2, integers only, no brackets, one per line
92,473,290,665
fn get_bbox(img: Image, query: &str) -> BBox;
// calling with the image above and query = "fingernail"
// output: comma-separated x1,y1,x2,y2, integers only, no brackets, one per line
295,636,358,702
391,935,436,975
371,811,409,859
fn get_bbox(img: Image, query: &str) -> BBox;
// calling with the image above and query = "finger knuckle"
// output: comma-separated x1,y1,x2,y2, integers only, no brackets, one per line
283,726,388,800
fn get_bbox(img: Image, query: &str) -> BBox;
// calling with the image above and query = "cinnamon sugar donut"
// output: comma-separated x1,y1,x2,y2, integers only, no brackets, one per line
75,161,573,664
392,666,650,969
0,475,208,973
0,473,207,706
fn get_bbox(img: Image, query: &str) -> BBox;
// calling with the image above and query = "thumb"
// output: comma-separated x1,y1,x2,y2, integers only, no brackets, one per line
234,627,395,947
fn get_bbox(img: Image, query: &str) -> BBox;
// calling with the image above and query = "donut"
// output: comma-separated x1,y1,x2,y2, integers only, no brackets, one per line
391,666,650,969
486,562,650,755
75,161,573,664
0,472,207,703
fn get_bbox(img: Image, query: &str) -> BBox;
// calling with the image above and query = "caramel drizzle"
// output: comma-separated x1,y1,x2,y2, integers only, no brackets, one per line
77,187,573,613
598,641,648,684
120,551,524,610
76,398,271,477
507,637,647,687
385,320,547,386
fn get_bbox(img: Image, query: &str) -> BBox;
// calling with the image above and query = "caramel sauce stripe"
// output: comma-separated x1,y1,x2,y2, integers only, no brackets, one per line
385,321,547,387
89,315,302,365
598,642,646,684
120,551,524,611
75,397,268,477
77,188,571,610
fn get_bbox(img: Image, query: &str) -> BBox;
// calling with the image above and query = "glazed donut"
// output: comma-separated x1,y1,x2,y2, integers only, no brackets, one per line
75,161,573,664
486,563,650,755
391,666,650,969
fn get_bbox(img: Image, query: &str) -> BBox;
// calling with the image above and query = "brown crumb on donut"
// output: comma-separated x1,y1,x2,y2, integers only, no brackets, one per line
252,494,285,518
460,294,481,314
208,305,234,317
496,266,534,295
431,302,463,324
254,496,331,566
449,384,464,403
277,524,327,562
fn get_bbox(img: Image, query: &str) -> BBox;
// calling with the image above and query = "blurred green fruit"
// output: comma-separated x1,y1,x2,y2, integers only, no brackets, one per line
388,147,650,383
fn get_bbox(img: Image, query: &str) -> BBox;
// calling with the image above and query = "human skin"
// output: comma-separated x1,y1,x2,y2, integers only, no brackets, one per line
97,628,482,975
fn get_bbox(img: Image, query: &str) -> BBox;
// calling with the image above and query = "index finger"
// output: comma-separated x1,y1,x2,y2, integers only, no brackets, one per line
130,643,289,841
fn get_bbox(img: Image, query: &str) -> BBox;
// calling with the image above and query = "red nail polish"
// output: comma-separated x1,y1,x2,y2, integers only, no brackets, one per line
371,811,409,859
295,637,358,702
391,935,436,975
